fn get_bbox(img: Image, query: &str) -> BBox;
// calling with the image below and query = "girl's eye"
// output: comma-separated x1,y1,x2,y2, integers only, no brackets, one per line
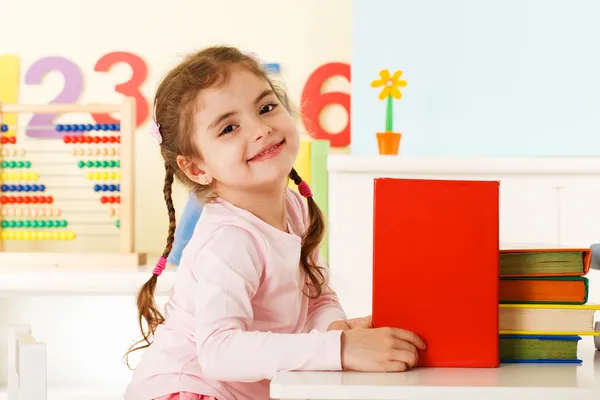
220,125,236,136
260,103,277,115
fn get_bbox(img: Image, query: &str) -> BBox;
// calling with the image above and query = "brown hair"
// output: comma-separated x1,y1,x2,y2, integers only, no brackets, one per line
125,46,326,365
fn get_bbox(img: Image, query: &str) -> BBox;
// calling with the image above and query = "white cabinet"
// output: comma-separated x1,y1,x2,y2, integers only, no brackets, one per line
327,156,600,318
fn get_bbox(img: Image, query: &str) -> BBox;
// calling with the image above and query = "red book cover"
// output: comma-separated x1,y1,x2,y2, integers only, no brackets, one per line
372,178,500,368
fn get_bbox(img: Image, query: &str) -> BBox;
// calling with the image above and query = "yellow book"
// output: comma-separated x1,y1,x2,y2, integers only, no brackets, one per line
289,139,311,190
499,304,600,336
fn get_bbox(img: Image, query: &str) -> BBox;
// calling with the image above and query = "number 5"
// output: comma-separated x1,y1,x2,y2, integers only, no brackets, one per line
91,52,149,127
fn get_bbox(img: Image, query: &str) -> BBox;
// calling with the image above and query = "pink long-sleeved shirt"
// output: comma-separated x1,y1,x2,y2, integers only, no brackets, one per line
125,189,347,400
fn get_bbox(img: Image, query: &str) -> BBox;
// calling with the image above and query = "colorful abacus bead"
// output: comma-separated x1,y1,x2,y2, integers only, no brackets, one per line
0,184,45,192
1,219,67,228
63,135,119,144
77,160,120,169
1,148,26,157
0,195,53,204
0,136,16,144
85,171,121,181
71,147,119,157
1,161,31,169
1,231,76,240
0,172,40,181
100,196,120,204
0,208,61,217
57,123,96,132
93,184,120,192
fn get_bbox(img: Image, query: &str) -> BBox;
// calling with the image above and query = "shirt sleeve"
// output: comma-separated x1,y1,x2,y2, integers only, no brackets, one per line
193,225,343,382
304,252,347,332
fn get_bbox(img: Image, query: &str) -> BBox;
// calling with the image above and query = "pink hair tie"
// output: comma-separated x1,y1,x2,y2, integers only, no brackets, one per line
148,99,162,144
153,256,168,276
298,181,313,198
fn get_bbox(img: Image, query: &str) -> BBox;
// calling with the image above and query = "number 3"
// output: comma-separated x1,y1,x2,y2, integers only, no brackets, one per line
91,52,149,127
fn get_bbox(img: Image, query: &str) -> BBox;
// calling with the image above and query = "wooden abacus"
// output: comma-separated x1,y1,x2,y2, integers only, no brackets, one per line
0,98,146,268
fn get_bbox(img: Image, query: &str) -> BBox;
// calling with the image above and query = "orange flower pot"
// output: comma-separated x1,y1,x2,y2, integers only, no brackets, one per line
376,132,402,155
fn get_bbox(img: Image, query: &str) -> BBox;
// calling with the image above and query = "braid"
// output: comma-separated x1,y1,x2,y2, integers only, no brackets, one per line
288,167,326,298
162,163,177,258
289,167,302,186
124,162,175,367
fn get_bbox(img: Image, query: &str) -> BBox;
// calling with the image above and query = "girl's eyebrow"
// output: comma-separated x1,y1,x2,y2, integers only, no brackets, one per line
208,111,236,131
208,89,275,130
254,89,275,105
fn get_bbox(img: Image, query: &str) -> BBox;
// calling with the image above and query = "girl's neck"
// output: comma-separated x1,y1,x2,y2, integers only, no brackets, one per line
216,181,288,232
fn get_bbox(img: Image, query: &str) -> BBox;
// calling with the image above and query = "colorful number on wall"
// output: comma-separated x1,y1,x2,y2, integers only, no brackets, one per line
0,53,350,146
301,62,351,148
91,52,149,127
0,52,150,138
24,56,84,138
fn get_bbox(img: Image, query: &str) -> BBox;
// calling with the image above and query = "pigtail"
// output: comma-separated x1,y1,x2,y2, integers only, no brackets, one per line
289,168,326,298
124,163,177,367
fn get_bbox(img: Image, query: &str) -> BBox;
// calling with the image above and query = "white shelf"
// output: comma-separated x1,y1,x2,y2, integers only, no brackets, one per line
0,265,175,296
327,154,600,174
0,388,124,400
0,386,125,400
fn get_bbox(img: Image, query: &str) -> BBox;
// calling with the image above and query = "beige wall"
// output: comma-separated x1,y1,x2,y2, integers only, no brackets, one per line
0,0,351,260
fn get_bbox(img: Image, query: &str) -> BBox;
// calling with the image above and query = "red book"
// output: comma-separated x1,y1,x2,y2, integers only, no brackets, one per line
372,178,500,368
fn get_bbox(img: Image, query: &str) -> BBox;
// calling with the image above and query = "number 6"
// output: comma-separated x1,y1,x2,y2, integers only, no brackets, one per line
300,63,351,148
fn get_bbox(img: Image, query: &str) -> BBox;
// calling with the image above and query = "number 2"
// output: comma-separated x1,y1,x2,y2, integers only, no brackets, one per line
24,57,84,138
91,52,149,127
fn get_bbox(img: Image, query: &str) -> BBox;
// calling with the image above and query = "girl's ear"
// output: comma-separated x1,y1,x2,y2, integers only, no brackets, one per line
176,156,213,185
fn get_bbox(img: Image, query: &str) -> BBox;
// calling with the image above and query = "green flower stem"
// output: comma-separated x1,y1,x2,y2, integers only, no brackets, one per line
385,94,393,132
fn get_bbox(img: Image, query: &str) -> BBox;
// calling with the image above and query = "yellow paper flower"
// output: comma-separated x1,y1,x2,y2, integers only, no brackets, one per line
371,69,407,100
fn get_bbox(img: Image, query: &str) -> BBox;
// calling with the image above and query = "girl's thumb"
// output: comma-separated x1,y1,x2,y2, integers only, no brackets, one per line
349,315,373,329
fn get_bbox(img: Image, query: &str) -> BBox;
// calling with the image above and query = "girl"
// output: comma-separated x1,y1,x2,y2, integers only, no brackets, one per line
125,46,426,400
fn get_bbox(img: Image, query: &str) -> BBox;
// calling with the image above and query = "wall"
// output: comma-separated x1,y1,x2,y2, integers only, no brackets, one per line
351,0,600,156
0,0,352,260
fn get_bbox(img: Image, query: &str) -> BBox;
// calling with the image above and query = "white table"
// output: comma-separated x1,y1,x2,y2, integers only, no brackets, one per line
270,337,600,400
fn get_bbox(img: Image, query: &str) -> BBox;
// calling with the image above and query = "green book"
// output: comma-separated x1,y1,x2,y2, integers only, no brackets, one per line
499,334,581,363
310,139,329,263
499,249,590,276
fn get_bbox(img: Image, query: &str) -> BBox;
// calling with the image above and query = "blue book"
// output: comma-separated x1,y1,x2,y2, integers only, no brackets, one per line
167,193,203,266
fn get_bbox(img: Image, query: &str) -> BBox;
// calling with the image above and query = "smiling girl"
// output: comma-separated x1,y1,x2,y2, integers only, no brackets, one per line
124,46,426,400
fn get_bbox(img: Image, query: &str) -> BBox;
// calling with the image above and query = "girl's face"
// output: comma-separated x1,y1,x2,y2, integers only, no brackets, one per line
188,67,299,193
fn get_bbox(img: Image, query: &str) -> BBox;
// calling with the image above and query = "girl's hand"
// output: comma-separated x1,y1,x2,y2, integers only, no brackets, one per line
340,326,426,372
327,315,373,331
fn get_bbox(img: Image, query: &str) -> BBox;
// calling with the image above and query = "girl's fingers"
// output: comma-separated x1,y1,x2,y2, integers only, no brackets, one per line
383,360,410,372
388,348,418,368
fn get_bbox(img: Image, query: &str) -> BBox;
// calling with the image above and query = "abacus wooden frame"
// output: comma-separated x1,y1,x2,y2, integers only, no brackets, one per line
0,98,147,268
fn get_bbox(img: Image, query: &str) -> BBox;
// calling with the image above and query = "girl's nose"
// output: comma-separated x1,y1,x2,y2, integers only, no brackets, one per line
251,122,271,141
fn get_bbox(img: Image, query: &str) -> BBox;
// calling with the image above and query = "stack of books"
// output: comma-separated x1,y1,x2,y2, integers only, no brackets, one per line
498,247,600,363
